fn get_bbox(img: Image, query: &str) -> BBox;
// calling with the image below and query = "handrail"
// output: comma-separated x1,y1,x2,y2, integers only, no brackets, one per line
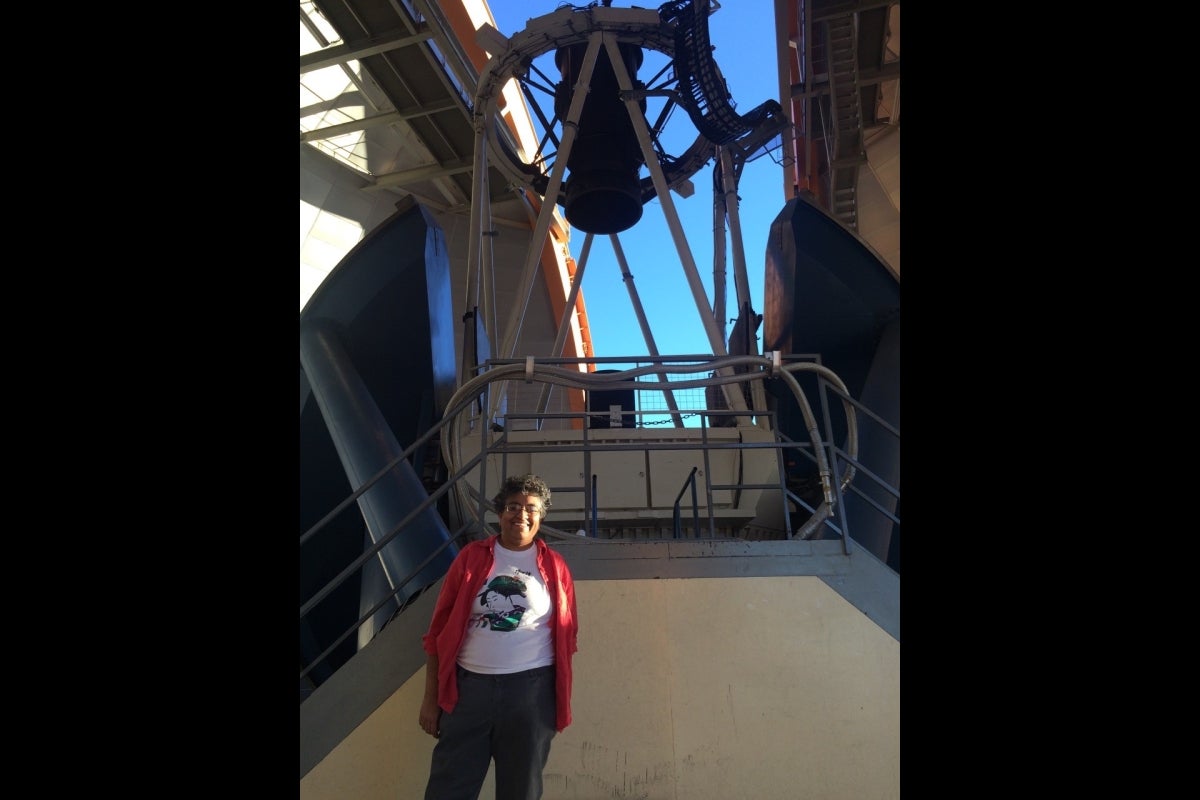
817,374,900,554
300,353,899,691
300,447,485,621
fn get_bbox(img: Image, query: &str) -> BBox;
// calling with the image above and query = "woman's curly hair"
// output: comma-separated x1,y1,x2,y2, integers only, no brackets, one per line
491,473,552,517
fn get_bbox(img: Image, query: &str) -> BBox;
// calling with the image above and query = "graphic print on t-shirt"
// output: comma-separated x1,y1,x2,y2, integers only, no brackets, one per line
472,572,529,631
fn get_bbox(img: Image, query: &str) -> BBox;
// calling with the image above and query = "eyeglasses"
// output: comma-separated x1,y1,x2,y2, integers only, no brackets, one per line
503,503,543,516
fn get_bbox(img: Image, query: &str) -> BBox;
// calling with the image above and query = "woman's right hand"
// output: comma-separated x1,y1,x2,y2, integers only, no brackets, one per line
418,697,441,738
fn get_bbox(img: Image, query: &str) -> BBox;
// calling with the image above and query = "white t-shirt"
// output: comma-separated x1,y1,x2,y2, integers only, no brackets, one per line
457,542,555,673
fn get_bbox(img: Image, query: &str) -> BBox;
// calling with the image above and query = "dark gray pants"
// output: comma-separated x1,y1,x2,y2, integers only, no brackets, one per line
424,665,557,800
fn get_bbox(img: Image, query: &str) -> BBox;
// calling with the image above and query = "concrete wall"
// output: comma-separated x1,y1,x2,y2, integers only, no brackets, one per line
300,574,899,800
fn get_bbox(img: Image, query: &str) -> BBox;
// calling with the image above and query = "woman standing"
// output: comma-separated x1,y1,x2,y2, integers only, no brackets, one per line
419,474,579,800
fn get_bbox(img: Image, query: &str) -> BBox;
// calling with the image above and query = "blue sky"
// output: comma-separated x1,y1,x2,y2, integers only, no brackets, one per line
487,0,786,361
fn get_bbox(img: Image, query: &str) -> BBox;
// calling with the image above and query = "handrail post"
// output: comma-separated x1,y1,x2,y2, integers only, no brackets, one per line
691,477,700,538
672,466,699,539
590,473,598,539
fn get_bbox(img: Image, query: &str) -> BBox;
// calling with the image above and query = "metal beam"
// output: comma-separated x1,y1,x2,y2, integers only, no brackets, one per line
810,0,896,23
300,99,461,142
789,61,901,100
364,157,474,190
300,25,433,74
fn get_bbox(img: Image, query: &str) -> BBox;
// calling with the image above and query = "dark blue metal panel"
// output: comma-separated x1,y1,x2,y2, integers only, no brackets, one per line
842,316,900,568
762,195,900,569
299,202,460,683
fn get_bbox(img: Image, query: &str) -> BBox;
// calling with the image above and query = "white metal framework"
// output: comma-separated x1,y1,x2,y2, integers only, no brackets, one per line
466,3,789,428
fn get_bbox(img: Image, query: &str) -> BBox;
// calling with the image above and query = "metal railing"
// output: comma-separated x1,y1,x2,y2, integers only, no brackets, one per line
300,355,899,695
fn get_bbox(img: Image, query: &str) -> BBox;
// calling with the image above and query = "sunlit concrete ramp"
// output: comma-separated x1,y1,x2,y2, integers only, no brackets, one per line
300,538,899,799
